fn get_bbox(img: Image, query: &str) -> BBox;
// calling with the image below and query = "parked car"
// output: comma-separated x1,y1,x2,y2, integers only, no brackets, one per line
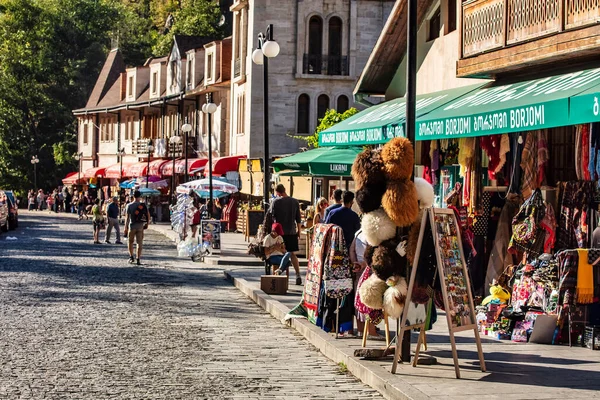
4,190,18,230
0,191,8,233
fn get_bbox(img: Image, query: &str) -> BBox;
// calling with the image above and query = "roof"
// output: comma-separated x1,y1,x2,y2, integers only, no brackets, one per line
354,0,434,97
173,35,216,58
85,49,126,109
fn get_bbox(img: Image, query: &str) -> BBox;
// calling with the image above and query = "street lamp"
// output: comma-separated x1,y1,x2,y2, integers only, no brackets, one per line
181,120,192,184
117,148,126,181
252,24,280,211
31,156,39,189
146,140,154,189
202,94,218,217
169,133,182,200
73,152,83,190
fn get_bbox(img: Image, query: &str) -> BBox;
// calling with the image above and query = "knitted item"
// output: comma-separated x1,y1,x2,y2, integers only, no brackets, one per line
576,249,594,304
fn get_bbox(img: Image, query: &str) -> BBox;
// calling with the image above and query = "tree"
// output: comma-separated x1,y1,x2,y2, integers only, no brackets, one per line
300,108,359,148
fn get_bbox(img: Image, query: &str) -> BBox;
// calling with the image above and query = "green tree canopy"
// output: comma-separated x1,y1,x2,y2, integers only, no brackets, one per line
302,108,359,148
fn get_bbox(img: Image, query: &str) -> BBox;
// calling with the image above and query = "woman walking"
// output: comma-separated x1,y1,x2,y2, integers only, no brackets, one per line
91,198,104,244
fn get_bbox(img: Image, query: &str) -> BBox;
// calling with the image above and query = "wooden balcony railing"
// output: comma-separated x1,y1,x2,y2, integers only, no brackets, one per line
462,0,600,58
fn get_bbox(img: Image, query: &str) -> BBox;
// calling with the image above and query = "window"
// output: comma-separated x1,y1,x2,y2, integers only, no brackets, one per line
151,72,158,95
170,60,177,88
317,94,329,123
337,95,349,113
328,17,342,75
128,76,134,97
83,123,89,145
547,127,577,184
207,54,213,80
428,7,441,41
186,58,193,87
447,0,457,33
237,94,245,134
297,94,310,134
306,16,323,74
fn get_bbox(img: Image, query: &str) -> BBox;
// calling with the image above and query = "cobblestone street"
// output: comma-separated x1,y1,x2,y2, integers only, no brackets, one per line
0,212,381,399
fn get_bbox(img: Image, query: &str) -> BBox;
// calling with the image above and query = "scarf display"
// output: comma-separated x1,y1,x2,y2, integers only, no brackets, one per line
520,131,537,200
582,125,591,181
481,135,502,180
322,226,353,298
591,123,600,180
302,223,333,323
576,249,594,304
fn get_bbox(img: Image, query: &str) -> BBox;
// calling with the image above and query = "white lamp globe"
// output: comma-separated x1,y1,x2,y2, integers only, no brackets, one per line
206,103,218,114
262,40,280,58
181,123,192,133
252,48,264,65
202,104,208,113
170,135,182,144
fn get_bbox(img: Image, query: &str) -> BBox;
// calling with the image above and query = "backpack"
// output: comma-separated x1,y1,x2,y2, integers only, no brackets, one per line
131,203,148,224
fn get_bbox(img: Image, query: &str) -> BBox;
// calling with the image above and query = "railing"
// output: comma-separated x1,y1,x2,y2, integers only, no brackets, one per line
234,58,241,78
134,136,197,156
302,54,349,76
462,0,600,58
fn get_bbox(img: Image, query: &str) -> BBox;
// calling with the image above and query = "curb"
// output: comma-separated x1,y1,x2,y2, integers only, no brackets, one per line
223,270,428,400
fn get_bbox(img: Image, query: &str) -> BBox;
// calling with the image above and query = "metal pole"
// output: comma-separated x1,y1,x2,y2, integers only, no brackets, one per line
401,0,418,364
184,131,189,183
146,142,152,189
207,94,214,218
263,37,270,211
34,164,37,190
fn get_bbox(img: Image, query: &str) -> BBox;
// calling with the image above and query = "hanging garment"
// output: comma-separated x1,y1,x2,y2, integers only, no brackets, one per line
485,194,520,288
494,134,511,175
520,131,538,200
302,223,334,324
539,202,557,253
575,126,583,180
576,249,594,304
572,182,593,248
458,137,476,177
582,124,591,181
509,133,525,194
481,135,502,180
556,249,578,309
421,141,433,184
537,129,549,187
592,123,600,180
322,225,353,298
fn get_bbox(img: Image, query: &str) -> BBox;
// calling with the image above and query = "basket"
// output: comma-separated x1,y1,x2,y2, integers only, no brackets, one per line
583,326,600,350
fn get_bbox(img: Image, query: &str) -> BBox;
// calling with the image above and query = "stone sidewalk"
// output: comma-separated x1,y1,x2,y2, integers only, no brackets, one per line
149,222,600,400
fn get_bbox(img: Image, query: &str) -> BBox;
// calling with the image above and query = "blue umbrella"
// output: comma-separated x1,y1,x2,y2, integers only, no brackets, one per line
139,187,161,197
119,179,136,189
193,189,230,199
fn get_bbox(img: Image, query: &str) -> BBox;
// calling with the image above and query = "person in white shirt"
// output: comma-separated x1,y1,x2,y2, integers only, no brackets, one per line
263,223,292,275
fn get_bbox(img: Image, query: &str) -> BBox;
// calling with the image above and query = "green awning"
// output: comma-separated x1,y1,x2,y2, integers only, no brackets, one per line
272,146,362,176
569,82,600,125
417,68,600,140
318,84,486,147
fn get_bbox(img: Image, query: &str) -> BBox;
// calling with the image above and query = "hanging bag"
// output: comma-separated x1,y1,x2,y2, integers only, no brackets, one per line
509,189,545,254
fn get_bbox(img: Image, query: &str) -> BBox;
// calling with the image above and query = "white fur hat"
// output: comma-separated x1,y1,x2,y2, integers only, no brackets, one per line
382,276,408,319
361,208,396,247
358,274,387,310
414,177,434,209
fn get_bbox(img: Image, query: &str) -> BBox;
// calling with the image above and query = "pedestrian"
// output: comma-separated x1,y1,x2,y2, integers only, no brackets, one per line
77,192,86,220
28,190,36,211
36,189,44,211
263,222,292,275
269,184,302,285
91,198,104,244
105,196,123,244
324,191,361,251
124,190,151,265
313,197,328,226
324,189,343,221
53,190,60,213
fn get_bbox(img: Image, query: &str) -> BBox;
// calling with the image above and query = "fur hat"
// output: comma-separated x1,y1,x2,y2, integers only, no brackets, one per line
364,244,375,266
351,148,385,190
356,185,385,214
361,208,397,247
381,137,414,181
371,240,406,281
414,177,434,209
382,179,419,227
406,209,424,265
382,276,408,319
358,274,387,310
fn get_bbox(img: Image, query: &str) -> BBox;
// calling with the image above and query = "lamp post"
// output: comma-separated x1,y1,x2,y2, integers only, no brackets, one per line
31,156,39,190
181,120,192,184
118,148,125,181
202,94,218,216
169,134,182,200
73,152,83,190
252,24,280,211
146,140,154,189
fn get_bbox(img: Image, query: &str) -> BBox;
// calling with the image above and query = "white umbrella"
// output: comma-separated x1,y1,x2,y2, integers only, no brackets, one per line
177,178,238,195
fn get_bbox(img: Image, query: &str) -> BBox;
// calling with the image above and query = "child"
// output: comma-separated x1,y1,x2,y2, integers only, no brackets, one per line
262,223,292,275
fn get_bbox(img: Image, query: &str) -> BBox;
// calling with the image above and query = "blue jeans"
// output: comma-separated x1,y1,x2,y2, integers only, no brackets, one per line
268,253,292,273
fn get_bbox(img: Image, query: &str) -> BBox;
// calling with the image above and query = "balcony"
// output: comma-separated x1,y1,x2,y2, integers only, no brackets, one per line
302,54,349,76
133,137,197,157
458,0,600,77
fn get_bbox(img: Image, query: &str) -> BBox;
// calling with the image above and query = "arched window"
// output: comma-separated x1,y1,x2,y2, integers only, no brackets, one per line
337,95,349,113
328,17,343,75
306,16,323,74
317,94,329,123
297,94,310,134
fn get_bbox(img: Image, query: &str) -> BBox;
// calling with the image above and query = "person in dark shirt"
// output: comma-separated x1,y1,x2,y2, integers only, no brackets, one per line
324,191,361,250
270,184,302,285
105,196,122,244
324,189,343,221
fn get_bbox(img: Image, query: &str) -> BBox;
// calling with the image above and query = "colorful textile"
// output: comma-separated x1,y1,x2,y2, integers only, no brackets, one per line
556,249,578,309
537,129,549,187
520,131,537,200
481,135,502,180
582,125,591,181
576,249,594,304
494,134,510,174
303,223,333,323
592,123,600,180
539,202,556,253
322,225,353,298
575,126,583,180
354,266,384,325
458,137,475,177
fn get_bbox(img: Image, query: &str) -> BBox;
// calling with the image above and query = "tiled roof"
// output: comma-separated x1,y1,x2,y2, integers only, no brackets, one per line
85,49,125,109
173,35,216,57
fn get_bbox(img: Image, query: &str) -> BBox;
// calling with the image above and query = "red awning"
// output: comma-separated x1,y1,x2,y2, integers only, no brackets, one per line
83,167,106,179
149,159,170,176
104,163,135,179
187,158,208,174
62,172,84,185
205,155,247,176
123,162,148,178
160,159,177,176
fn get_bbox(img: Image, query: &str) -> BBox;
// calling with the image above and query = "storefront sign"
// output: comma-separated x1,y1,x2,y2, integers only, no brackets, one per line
319,125,404,146
329,163,349,174
569,92,600,125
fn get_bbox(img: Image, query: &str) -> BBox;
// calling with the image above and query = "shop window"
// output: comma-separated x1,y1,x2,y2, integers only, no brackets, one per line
428,7,441,41
297,94,310,134
547,127,577,184
337,95,349,113
328,17,342,75
317,94,329,123
447,0,457,33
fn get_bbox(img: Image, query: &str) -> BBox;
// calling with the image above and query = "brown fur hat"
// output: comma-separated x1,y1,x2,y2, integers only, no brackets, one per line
371,240,407,281
381,137,414,181
358,274,387,310
382,179,419,227
351,148,385,190
364,244,375,266
356,185,385,214
383,276,408,319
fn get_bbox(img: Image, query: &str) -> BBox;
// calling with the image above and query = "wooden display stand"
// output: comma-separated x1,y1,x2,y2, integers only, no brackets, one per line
361,313,391,348
391,208,486,379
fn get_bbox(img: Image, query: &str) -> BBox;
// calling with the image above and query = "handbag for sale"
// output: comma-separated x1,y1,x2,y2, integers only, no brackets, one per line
509,189,546,253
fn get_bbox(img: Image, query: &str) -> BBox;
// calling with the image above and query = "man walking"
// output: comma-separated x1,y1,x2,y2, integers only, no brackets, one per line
123,190,150,265
105,196,123,244
324,189,343,221
270,184,302,285
324,191,361,250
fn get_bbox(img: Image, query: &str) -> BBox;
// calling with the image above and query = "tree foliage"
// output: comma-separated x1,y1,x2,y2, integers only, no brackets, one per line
302,108,359,148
